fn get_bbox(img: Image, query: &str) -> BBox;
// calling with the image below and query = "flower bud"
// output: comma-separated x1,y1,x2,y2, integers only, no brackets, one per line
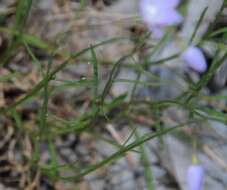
187,165,204,190
181,46,207,73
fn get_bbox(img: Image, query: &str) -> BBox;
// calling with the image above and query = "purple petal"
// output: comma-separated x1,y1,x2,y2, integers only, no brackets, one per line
187,165,204,190
148,25,165,39
139,0,158,24
139,0,183,35
181,46,207,73
152,0,180,9
152,9,183,26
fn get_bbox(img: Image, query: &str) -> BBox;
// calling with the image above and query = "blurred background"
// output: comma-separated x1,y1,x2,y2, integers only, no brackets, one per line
0,0,226,189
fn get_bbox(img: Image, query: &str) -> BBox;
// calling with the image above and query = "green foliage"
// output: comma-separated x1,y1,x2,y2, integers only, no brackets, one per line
1,1,227,189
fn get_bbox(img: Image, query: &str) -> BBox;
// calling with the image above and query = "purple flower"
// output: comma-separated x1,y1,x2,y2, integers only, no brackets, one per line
154,0,180,9
187,165,204,190
139,0,183,38
181,46,207,73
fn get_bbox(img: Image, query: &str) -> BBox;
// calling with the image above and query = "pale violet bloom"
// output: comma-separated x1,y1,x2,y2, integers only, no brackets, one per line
152,0,180,9
139,0,183,37
181,46,207,73
187,165,204,190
